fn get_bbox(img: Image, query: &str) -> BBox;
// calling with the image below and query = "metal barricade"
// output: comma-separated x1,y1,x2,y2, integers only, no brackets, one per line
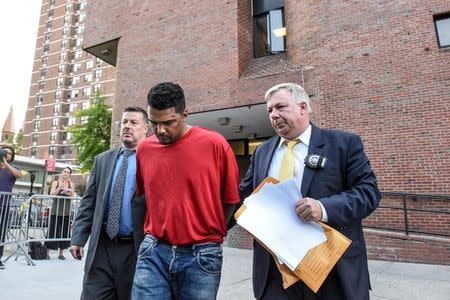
0,192,82,266
0,192,31,264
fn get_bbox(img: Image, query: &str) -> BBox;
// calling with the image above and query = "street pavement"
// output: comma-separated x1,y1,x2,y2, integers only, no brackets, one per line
1,246,449,299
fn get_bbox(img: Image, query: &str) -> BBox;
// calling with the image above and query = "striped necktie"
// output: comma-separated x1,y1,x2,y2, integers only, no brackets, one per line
279,139,300,181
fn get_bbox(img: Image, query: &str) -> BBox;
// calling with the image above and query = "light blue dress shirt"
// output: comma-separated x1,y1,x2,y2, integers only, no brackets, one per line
106,148,136,236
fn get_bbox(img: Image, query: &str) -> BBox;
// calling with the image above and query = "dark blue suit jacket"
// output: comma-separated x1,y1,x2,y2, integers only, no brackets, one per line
239,124,380,300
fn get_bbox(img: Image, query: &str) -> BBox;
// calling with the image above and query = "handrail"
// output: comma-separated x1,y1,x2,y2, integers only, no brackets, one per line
364,191,450,238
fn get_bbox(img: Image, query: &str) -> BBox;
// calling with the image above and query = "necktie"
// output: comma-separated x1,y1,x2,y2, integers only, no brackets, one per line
279,139,300,181
106,149,133,239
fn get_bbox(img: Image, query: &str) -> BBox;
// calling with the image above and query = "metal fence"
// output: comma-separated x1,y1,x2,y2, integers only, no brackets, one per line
0,192,81,266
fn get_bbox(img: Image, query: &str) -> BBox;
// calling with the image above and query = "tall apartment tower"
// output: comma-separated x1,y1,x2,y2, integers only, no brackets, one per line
22,0,116,164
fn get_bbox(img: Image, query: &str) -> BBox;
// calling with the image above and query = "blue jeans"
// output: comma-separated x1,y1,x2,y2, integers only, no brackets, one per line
131,234,223,300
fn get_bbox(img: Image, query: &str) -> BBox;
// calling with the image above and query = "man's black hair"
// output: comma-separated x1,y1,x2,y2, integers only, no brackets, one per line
124,106,149,122
147,82,185,114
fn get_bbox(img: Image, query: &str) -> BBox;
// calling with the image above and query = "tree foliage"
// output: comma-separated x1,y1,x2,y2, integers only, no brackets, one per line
7,128,24,153
68,93,112,172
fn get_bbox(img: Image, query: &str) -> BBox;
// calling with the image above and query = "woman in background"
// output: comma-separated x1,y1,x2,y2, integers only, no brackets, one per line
45,167,75,260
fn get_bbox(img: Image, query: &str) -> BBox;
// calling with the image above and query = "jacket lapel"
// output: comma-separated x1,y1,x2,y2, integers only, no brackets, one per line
261,136,280,180
301,124,325,197
101,147,121,211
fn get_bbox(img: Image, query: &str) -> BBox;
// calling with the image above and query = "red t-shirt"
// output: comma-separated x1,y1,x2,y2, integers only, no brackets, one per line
136,126,240,244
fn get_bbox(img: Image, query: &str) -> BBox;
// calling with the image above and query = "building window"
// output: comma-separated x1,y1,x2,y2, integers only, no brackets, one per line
40,68,47,77
58,64,65,73
61,39,68,48
61,146,73,155
35,107,42,118
39,81,45,90
70,89,79,98
86,60,93,69
32,133,39,143
34,120,41,129
82,100,90,110
69,103,78,112
95,69,103,79
64,15,71,25
48,9,54,17
74,38,83,47
31,147,37,156
69,76,80,85
42,56,48,65
49,145,56,156
50,131,57,141
43,44,50,52
78,12,86,22
84,73,93,82
81,116,88,124
65,3,72,11
74,50,83,59
46,21,52,29
77,1,87,10
83,87,91,97
59,52,67,61
45,32,51,41
54,103,61,113
253,0,286,58
49,0,56,6
93,83,102,93
36,94,43,104
67,117,76,126
52,117,59,126
76,25,85,35
63,131,72,141
434,14,450,48
70,63,81,72
63,26,69,36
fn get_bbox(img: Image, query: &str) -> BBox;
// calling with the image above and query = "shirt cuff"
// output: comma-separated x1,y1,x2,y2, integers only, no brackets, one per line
318,201,328,222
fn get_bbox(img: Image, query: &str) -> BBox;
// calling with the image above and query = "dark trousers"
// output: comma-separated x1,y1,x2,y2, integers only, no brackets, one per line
45,215,70,250
261,257,346,300
0,205,10,258
81,230,136,300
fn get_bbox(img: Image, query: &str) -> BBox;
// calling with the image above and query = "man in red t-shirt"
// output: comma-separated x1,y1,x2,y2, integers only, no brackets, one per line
132,82,240,299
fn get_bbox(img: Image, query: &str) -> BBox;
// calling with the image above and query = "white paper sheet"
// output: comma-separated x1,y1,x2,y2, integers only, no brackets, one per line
238,179,327,271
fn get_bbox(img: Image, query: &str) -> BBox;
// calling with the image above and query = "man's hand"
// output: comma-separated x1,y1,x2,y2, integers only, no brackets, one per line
70,245,84,260
295,197,323,222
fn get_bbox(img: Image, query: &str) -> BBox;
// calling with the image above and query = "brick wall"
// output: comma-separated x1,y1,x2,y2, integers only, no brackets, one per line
83,0,450,263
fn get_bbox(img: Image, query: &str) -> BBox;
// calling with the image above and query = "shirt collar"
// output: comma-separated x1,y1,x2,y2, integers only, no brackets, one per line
277,124,312,149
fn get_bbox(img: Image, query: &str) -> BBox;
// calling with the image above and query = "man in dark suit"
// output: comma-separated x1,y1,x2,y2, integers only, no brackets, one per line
70,106,149,300
239,83,380,300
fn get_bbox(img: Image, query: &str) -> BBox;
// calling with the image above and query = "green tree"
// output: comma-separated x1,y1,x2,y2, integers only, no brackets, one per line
6,128,24,153
68,93,112,172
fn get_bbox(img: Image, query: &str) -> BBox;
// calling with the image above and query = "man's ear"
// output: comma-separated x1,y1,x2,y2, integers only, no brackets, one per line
182,109,188,121
297,101,307,114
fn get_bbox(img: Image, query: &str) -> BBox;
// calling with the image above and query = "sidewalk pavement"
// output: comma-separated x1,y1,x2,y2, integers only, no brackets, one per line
1,246,449,299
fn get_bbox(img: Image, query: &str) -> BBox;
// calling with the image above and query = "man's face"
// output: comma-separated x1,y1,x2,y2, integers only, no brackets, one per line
266,89,309,140
148,107,187,145
121,111,149,149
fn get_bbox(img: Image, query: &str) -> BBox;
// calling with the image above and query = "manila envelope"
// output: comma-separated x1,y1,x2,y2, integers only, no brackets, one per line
234,177,351,293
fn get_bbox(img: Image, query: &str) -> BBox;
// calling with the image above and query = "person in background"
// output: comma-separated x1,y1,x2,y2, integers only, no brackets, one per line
45,167,75,260
239,83,380,299
70,106,148,300
0,143,23,269
131,82,240,299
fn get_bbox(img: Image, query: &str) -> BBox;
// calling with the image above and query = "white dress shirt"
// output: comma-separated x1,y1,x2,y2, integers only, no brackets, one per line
268,125,328,221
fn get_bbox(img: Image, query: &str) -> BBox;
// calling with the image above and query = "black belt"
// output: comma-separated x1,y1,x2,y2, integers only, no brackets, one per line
157,239,195,248
101,228,134,244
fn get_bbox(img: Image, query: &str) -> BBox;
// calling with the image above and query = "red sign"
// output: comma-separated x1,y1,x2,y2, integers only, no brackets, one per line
45,158,56,172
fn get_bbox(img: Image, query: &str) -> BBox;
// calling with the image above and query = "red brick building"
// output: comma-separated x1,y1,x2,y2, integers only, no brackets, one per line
82,0,450,264
22,0,116,164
